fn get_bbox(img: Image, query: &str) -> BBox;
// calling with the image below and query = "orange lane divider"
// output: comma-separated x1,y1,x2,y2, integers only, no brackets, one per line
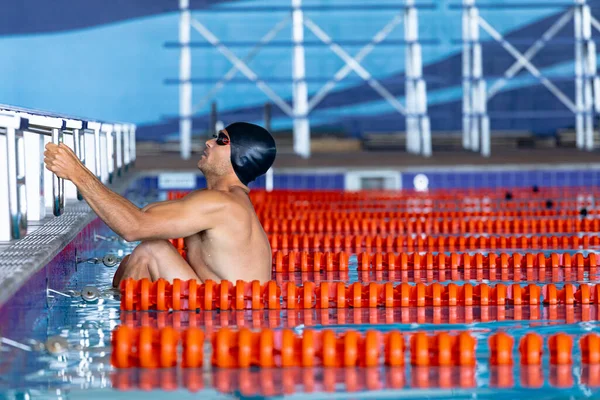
256,202,596,213
269,234,600,252
258,209,598,220
111,363,600,392
167,191,192,200
168,238,187,259
348,267,592,284
111,365,480,393
491,332,595,366
111,326,600,371
111,325,204,368
262,218,600,235
249,188,600,202
119,278,600,311
119,305,600,332
272,251,349,272
355,252,598,272
111,326,476,369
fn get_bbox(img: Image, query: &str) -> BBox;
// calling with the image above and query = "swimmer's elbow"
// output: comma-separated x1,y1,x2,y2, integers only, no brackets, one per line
121,231,138,243
121,217,150,242
121,226,141,242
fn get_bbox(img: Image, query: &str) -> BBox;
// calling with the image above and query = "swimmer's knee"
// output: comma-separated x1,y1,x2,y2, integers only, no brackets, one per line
135,239,172,255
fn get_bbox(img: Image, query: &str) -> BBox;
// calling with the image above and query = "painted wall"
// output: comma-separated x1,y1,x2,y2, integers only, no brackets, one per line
0,0,596,140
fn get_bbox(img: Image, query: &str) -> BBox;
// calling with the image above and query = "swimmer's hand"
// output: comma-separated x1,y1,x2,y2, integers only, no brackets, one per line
44,142,86,182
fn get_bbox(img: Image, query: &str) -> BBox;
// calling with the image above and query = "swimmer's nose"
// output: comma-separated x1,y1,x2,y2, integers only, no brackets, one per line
205,138,214,148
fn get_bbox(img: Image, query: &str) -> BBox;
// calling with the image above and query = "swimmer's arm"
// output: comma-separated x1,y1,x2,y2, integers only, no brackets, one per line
125,190,230,241
71,168,146,240
141,190,204,212
141,201,174,212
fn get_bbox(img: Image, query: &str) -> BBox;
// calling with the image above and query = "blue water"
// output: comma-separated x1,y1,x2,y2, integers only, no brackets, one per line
1,184,600,398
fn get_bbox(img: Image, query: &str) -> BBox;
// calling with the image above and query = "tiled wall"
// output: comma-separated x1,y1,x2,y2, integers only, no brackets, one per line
135,168,600,192
401,169,600,191
251,174,346,190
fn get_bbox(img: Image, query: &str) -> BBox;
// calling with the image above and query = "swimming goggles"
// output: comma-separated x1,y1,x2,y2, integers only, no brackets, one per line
213,132,231,146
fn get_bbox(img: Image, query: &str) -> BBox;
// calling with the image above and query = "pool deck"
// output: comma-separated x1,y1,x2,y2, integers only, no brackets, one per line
134,146,600,171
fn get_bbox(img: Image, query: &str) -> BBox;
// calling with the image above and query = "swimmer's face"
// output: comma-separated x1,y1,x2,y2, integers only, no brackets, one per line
198,129,234,176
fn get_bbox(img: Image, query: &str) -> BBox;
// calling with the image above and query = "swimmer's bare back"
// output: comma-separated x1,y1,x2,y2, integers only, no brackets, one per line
111,187,272,286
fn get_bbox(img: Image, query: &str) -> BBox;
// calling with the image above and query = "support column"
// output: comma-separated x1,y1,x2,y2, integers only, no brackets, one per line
406,0,431,157
405,0,419,154
24,131,45,220
469,2,482,153
580,0,596,150
7,128,27,237
123,124,130,171
179,0,192,159
130,124,137,167
575,0,586,149
462,0,474,150
292,0,310,158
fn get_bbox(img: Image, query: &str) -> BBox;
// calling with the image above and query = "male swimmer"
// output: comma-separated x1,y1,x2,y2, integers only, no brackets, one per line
43,122,276,286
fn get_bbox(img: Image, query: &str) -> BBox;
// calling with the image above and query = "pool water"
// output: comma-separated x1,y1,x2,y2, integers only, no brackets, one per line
1,182,600,399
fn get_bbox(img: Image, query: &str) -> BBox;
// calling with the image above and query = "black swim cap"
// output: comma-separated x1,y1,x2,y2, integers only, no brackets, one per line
225,122,277,186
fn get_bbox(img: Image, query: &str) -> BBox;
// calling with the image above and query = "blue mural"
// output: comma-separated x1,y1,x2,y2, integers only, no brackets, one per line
0,0,596,140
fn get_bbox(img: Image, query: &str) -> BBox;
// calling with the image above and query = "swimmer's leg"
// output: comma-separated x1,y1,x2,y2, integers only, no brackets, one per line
112,239,199,287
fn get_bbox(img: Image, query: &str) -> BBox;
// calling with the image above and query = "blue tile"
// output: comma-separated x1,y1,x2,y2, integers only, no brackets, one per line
306,175,316,189
594,170,600,187
555,171,567,187
428,173,443,190
541,171,553,187
402,173,416,190
279,175,290,189
513,171,527,188
249,175,265,189
566,171,579,187
573,170,583,187
446,173,458,188
330,174,339,189
472,173,484,188
328,174,337,189
582,171,594,186
534,170,543,187
314,174,323,189
292,174,303,189
500,172,512,187
437,173,449,188
488,172,499,188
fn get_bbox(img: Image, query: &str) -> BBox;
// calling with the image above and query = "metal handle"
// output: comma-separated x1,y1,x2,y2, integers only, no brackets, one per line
52,128,64,216
73,128,84,201
6,127,27,239
115,124,123,177
106,129,114,184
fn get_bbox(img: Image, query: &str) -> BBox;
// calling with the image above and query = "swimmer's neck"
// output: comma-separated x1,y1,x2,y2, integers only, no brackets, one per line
204,173,250,193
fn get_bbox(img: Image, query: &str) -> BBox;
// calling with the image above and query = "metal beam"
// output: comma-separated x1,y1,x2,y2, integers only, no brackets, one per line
179,0,192,160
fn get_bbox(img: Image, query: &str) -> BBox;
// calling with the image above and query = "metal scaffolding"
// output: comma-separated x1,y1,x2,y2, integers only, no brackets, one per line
175,1,433,159
462,0,599,156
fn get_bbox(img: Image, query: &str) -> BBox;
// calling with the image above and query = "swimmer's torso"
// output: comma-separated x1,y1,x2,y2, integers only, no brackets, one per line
183,188,272,283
